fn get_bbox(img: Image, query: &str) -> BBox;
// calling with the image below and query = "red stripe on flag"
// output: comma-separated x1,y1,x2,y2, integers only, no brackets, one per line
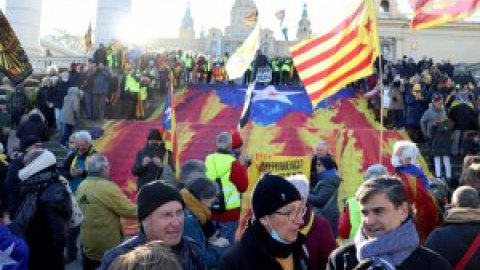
412,0,480,27
309,50,375,101
290,2,365,57
302,43,367,86
296,28,360,72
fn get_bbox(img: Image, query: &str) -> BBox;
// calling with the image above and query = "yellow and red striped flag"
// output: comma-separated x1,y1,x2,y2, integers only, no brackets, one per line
411,0,480,30
290,0,380,108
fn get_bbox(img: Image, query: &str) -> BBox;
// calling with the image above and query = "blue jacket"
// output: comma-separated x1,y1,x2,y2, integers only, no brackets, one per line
184,209,223,269
0,224,29,270
100,230,206,270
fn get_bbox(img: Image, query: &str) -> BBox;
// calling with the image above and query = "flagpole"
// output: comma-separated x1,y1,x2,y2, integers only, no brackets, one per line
378,55,385,165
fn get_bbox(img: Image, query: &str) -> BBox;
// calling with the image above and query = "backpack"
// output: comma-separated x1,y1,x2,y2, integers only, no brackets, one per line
429,177,451,213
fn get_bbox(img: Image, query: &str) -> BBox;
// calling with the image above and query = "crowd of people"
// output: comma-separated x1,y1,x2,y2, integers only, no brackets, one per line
0,127,479,270
0,43,479,270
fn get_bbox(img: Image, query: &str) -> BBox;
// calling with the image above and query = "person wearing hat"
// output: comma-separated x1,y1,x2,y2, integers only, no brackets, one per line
391,140,442,244
99,180,205,270
405,83,428,142
9,149,72,270
132,128,174,190
308,155,342,237
218,173,310,270
444,85,477,156
4,135,43,220
204,131,249,244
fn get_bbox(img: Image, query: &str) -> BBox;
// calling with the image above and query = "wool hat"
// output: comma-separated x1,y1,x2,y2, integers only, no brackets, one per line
20,135,41,151
252,173,301,219
147,128,162,141
231,131,243,149
412,83,421,92
137,180,184,222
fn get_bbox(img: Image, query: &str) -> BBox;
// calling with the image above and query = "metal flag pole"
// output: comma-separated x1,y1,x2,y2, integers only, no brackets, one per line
378,55,385,165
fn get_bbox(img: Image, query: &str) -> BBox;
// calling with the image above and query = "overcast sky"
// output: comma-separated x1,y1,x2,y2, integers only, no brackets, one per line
0,0,477,41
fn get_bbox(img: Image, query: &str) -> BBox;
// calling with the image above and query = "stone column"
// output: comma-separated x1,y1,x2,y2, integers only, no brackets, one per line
95,0,132,46
5,0,44,57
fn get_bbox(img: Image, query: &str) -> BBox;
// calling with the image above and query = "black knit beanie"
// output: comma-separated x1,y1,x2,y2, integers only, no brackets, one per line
137,180,184,222
252,173,301,219
147,128,162,141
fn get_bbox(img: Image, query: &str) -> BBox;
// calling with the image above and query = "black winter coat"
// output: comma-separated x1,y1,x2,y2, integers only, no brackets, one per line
431,120,453,156
15,114,49,142
218,220,311,270
131,142,174,190
447,102,478,130
327,243,452,270
5,154,25,217
425,211,480,270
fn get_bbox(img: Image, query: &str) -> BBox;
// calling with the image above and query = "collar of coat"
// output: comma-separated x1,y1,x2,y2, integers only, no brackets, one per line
18,150,56,181
444,207,480,224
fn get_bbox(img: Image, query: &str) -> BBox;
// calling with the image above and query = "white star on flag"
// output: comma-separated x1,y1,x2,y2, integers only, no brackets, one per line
251,85,302,104
0,243,18,269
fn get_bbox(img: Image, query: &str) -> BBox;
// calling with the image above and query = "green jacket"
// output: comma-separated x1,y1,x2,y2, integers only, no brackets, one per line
76,174,137,261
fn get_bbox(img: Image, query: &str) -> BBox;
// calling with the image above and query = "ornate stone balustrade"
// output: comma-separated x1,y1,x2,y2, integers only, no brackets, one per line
30,57,88,74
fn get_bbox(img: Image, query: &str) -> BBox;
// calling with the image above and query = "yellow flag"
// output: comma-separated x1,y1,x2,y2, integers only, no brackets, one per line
225,23,261,80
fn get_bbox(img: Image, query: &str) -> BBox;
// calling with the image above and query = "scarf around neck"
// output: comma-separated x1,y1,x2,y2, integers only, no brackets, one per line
180,189,211,225
355,219,419,267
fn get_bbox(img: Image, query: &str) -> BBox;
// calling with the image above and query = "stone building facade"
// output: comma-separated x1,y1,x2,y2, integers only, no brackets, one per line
147,0,480,63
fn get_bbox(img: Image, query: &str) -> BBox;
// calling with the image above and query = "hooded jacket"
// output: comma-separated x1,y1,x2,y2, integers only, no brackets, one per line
420,104,447,138
308,169,341,237
15,114,49,142
61,87,83,125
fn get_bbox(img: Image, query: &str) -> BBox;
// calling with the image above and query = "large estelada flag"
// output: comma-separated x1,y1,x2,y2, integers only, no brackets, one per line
411,0,480,30
163,78,179,174
290,0,380,108
0,10,33,85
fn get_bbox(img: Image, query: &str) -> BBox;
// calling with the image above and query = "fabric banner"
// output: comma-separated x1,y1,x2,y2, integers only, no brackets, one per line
0,10,33,85
248,154,311,190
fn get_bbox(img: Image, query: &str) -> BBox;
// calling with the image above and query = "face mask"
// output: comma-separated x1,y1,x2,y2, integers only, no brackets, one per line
270,228,290,244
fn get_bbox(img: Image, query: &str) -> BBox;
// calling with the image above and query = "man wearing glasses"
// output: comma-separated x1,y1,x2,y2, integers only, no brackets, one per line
99,180,205,270
218,173,310,270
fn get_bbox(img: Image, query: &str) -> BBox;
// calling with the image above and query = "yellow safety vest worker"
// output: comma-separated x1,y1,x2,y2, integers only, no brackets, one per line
281,61,291,72
125,74,140,93
346,197,362,239
205,153,240,211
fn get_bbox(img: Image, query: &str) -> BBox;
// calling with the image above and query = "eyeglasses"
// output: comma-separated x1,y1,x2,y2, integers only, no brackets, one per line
274,206,307,221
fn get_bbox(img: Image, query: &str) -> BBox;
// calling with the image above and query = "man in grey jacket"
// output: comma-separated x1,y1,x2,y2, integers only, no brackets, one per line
420,94,446,139
91,63,111,121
